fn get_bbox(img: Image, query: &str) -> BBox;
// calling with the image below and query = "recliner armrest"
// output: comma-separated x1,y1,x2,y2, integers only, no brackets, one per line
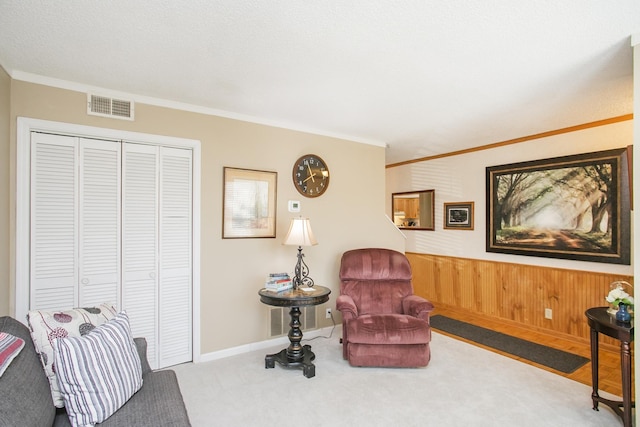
336,295,359,319
402,295,435,321
134,337,153,375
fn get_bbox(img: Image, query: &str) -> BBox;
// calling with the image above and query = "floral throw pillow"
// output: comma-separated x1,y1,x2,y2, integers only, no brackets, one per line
27,303,117,408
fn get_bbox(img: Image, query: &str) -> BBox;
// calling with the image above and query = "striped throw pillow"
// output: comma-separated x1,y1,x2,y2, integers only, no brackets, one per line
0,332,25,377
53,311,143,426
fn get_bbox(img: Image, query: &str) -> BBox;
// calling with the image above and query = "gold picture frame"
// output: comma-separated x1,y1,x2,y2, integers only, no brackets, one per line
223,167,277,238
444,202,474,230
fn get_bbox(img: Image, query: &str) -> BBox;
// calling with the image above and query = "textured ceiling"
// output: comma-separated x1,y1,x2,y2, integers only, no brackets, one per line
0,1,638,164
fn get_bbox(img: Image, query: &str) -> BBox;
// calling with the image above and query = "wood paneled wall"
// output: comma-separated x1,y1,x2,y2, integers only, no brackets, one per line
408,252,633,347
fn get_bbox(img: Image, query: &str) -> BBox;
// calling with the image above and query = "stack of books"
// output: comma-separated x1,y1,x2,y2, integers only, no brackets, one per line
264,272,293,292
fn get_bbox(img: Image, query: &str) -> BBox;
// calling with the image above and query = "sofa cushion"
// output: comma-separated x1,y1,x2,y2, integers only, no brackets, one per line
0,316,56,427
51,339,191,427
0,332,25,377
93,370,190,426
346,314,431,345
27,303,117,407
54,311,143,427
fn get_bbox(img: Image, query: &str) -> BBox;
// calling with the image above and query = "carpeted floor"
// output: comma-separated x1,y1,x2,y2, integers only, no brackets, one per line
172,329,623,427
430,315,589,373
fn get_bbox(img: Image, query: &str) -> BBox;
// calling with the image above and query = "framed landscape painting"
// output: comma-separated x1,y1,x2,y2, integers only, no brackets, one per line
486,147,631,265
223,167,277,238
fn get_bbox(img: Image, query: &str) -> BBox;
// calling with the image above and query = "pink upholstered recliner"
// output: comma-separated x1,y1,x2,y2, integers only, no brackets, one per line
336,248,434,367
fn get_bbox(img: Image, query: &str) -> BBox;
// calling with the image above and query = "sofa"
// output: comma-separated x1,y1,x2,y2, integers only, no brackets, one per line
0,316,191,427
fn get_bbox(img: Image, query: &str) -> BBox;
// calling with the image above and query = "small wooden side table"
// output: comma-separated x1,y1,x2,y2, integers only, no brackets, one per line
258,285,331,378
585,306,635,427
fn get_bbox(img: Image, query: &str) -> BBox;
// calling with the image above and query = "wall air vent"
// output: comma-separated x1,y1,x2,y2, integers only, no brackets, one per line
87,94,134,120
269,306,316,337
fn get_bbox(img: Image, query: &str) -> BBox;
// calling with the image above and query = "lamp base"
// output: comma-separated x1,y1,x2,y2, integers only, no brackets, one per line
292,246,314,289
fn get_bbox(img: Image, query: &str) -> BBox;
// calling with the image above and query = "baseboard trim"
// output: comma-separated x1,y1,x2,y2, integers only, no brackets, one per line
196,325,341,364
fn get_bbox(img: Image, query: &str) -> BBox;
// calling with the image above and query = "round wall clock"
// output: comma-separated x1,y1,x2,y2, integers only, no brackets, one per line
292,154,330,197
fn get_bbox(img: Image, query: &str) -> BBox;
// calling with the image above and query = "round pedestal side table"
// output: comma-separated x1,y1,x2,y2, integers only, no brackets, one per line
258,285,331,378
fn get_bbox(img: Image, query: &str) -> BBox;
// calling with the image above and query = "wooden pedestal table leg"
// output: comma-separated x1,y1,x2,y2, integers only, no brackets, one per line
287,306,304,360
590,327,600,410
620,340,633,427
264,306,316,378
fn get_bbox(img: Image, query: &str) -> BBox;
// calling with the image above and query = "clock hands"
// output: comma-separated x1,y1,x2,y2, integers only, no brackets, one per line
306,163,316,183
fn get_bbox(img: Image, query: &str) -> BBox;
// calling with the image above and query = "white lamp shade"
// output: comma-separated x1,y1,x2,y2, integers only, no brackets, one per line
283,218,318,246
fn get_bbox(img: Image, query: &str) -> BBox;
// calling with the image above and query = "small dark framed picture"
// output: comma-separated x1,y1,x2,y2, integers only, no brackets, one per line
444,202,474,230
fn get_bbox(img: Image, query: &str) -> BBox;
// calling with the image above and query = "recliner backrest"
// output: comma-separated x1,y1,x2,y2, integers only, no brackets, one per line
339,248,413,315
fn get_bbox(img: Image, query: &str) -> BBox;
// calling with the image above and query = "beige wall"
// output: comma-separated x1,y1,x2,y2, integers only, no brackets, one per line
5,79,405,354
386,120,634,277
0,67,9,316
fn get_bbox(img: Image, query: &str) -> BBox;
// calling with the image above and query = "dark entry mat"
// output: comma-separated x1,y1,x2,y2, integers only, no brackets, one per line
430,315,589,374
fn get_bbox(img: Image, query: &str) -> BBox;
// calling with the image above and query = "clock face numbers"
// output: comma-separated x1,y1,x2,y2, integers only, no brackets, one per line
293,155,330,197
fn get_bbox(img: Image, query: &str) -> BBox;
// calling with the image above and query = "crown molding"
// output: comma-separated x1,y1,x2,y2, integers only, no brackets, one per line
10,70,386,148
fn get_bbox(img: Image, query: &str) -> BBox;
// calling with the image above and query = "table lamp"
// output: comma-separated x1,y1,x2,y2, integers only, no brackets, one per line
283,217,318,289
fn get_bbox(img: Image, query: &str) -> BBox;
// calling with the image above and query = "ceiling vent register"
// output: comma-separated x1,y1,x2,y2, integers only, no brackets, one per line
87,94,134,120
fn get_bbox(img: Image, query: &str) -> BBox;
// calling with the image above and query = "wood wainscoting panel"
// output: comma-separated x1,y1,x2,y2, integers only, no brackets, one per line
408,252,634,349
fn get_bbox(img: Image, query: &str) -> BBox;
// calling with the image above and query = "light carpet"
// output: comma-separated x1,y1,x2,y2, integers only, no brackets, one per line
172,331,624,427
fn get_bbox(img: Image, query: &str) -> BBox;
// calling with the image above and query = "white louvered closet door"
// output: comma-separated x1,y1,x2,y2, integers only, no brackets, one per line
30,133,79,310
78,139,121,307
30,133,120,311
30,132,192,370
158,147,192,368
122,143,160,368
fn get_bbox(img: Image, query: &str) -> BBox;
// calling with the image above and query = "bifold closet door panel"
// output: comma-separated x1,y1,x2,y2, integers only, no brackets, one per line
78,139,121,307
158,147,193,368
122,142,160,368
30,132,78,310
